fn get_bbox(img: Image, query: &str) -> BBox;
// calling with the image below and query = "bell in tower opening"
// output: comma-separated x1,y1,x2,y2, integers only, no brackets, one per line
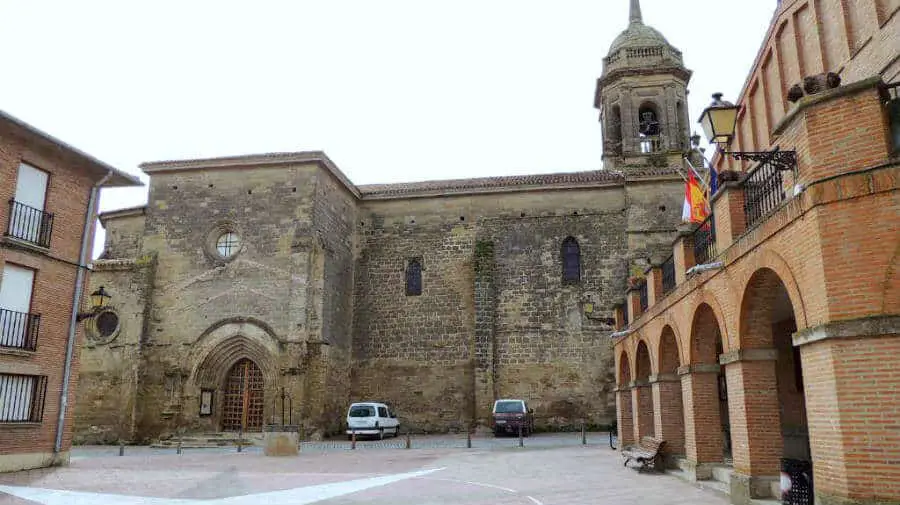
594,0,693,170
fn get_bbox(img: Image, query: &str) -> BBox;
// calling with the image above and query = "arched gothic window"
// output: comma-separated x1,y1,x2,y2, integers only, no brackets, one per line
561,237,581,284
406,258,422,296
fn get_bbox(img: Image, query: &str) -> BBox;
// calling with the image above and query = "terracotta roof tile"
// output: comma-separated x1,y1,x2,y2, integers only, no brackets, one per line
358,170,623,198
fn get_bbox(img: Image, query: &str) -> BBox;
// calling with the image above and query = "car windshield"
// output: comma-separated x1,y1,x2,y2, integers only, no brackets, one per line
349,406,376,417
494,401,524,413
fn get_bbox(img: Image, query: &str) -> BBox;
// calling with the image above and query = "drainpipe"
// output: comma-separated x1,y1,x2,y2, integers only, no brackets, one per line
609,329,634,339
54,170,113,456
685,261,725,277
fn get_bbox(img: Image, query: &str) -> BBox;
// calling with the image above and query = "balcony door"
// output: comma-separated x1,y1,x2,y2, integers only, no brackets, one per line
11,163,49,244
0,264,35,348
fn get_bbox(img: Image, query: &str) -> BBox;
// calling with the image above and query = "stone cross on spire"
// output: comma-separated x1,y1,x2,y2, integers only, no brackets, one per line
630,0,643,24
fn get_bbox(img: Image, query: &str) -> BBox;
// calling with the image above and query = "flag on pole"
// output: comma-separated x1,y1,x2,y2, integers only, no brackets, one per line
682,170,709,224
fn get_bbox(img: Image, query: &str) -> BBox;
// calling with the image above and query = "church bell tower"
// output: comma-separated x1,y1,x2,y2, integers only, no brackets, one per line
595,0,693,171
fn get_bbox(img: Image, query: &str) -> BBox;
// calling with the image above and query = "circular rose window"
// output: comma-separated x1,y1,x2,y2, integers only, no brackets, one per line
88,309,121,344
215,232,241,259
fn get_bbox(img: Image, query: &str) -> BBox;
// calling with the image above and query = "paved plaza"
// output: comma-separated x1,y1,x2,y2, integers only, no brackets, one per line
0,434,728,505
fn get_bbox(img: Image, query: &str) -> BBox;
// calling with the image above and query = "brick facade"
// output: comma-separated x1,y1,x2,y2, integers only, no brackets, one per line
0,111,141,472
613,1,900,499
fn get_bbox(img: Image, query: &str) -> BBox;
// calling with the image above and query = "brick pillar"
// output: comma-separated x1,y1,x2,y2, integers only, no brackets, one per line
616,386,634,448
673,227,695,286
651,373,685,458
721,349,782,504
614,302,626,330
711,182,745,252
795,319,900,505
627,288,642,324
679,364,723,480
631,380,654,440
646,265,664,305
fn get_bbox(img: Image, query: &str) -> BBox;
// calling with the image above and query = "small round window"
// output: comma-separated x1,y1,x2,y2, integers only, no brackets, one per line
216,232,241,259
95,311,120,338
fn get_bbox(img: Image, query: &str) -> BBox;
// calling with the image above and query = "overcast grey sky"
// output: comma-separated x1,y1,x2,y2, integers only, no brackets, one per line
0,0,776,256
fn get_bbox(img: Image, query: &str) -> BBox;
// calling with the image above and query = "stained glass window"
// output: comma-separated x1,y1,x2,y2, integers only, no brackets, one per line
562,237,581,284
406,259,422,296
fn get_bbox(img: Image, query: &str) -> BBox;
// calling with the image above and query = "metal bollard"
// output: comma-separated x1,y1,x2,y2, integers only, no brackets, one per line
466,430,472,449
119,442,125,456
582,423,587,445
518,425,524,448
177,436,183,455
405,432,411,450
351,431,356,450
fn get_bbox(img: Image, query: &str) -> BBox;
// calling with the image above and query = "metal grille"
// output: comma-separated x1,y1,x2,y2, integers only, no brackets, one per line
661,256,676,295
222,359,264,432
743,159,786,230
95,311,119,338
561,237,581,284
406,259,423,296
6,200,53,248
0,374,48,423
215,232,240,258
639,282,648,312
692,215,717,266
0,308,40,351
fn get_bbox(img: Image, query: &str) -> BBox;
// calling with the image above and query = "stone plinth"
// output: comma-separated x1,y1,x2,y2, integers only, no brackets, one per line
264,425,300,457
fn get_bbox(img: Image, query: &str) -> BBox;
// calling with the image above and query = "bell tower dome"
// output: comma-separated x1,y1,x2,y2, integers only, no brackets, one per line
594,0,693,171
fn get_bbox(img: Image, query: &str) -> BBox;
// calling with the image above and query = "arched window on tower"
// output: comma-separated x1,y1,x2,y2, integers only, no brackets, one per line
561,237,581,284
406,258,422,296
638,103,661,153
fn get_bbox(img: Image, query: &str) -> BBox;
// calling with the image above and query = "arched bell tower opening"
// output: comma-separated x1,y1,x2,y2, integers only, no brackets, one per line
595,0,693,171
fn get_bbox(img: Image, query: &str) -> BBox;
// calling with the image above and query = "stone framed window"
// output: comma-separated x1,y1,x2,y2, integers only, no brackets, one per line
87,308,121,344
561,237,581,284
406,258,422,296
204,222,243,263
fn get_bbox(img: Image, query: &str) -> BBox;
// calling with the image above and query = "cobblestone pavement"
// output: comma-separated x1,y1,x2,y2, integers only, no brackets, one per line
0,434,728,505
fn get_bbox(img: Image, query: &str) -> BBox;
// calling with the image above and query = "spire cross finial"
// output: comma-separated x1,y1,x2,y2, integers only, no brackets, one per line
630,0,643,24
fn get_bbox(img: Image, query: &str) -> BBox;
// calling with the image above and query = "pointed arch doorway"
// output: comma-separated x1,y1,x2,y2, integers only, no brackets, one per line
222,358,264,432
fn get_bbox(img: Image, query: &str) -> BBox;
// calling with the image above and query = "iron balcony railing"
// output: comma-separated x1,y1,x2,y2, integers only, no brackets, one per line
661,255,676,295
742,158,786,230
692,214,717,266
6,200,54,248
0,373,48,423
639,282,649,313
0,308,40,351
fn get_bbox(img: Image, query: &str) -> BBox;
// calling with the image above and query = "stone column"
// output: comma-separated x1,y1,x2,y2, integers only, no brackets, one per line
631,380,654,441
794,317,900,505
679,364,723,480
473,240,497,428
651,373,685,458
721,349,782,504
616,386,635,448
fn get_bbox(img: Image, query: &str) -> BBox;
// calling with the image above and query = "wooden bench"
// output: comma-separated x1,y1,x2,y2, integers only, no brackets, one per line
622,436,666,472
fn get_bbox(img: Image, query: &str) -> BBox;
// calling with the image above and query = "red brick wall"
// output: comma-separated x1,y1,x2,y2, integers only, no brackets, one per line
681,372,723,464
0,128,98,458
652,380,684,455
802,334,900,502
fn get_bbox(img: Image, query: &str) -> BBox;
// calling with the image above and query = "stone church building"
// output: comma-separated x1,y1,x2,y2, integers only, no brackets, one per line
74,0,695,442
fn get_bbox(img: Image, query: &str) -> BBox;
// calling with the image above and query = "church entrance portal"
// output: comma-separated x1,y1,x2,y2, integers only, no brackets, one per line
222,358,264,432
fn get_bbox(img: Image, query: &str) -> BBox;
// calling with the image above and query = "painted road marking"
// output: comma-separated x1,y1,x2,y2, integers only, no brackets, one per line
0,467,445,505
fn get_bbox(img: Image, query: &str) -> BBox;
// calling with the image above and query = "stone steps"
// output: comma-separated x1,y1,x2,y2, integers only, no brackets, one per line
150,432,261,449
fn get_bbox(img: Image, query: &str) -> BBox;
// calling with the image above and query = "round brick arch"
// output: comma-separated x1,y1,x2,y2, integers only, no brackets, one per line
635,340,653,381
618,349,632,386
689,303,725,365
738,267,801,350
656,325,681,375
188,318,280,390
736,247,808,335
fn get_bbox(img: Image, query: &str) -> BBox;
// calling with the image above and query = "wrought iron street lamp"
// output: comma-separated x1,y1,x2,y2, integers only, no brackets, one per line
76,286,112,322
698,93,797,172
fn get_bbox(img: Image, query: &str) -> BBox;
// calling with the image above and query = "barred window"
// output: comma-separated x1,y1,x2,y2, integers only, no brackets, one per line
406,258,422,296
0,374,48,423
562,237,581,284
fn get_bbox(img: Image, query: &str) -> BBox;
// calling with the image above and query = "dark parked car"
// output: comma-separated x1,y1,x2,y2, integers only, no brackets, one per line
491,399,534,436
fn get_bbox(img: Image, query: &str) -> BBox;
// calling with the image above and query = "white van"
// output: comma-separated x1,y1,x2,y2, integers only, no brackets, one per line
345,402,400,440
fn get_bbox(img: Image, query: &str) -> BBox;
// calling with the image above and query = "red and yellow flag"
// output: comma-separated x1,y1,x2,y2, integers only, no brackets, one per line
681,170,709,224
